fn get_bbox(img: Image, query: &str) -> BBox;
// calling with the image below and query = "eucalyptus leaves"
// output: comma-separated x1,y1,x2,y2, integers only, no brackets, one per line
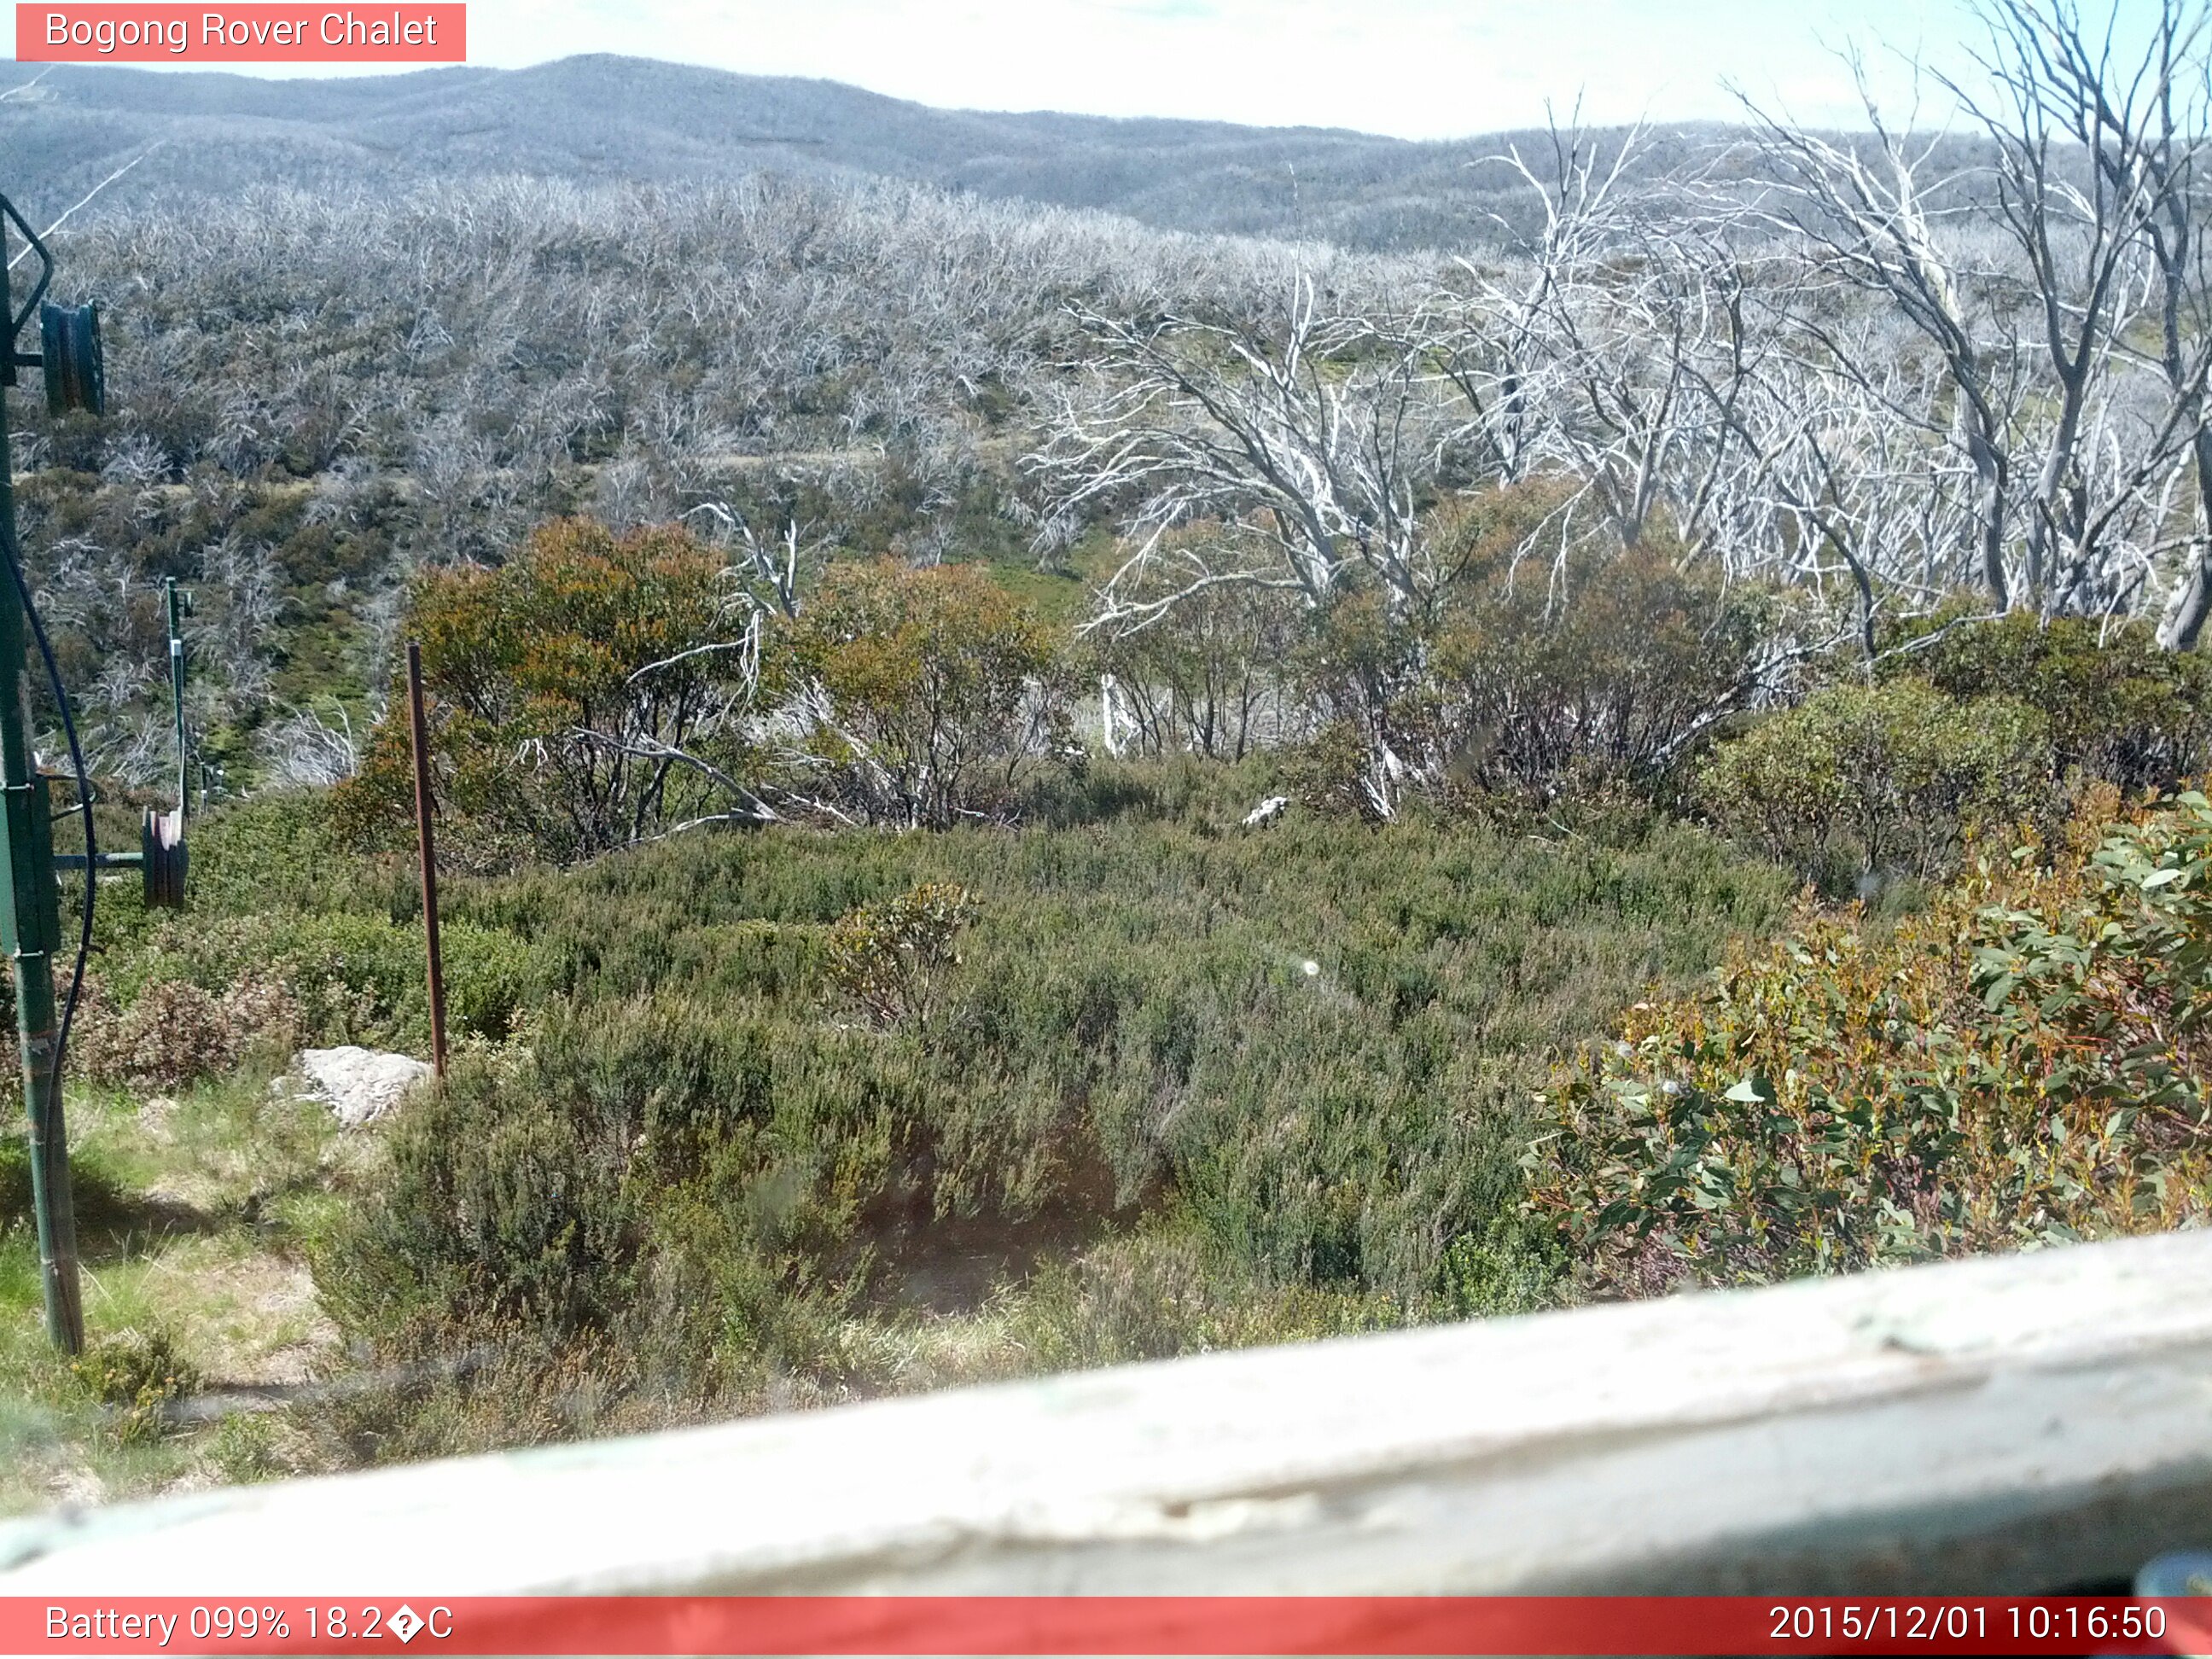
1531,787,2212,1295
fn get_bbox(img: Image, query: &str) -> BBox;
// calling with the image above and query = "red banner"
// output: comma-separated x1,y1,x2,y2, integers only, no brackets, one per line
3,1597,2210,1656
15,5,464,62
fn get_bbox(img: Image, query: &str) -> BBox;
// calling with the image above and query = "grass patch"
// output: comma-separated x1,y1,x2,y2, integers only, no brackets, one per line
0,1074,346,1516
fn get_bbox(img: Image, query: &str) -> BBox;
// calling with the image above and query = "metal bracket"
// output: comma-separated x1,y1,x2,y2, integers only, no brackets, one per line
0,197,99,414
142,806,186,909
0,777,61,960
0,193,55,380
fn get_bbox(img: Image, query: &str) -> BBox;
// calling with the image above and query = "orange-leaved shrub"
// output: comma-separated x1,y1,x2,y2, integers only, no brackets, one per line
335,516,760,868
789,559,1068,828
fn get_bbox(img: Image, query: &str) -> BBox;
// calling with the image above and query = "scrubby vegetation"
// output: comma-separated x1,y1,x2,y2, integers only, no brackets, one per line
20,561,2209,1489
7,0,2212,1518
4,775,1791,1482
309,774,1799,1452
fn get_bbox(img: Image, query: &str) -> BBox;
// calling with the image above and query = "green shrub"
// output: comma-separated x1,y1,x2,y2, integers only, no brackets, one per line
1001,1221,1400,1371
1284,717,1394,824
315,992,900,1393
1425,528,1783,800
317,795,1794,1441
1696,678,2052,887
1902,613,2212,792
1284,488,1787,816
0,1135,28,1221
1528,784,2212,1297
824,882,975,1029
206,1412,300,1485
1284,588,1422,821
73,1328,201,1445
1082,530,1299,761
183,791,414,921
106,911,538,1053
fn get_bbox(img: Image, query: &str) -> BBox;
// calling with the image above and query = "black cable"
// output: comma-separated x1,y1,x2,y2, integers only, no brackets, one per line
0,515,95,1088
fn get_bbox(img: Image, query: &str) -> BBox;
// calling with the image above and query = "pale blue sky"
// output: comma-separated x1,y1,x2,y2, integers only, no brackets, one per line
459,0,2009,135
16,0,2180,139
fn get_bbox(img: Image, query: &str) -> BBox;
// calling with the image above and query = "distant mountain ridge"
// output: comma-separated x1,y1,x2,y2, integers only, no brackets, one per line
0,54,1721,249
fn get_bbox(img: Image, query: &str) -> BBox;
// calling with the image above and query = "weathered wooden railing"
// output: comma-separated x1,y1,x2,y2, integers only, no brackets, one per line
3,1229,2210,1594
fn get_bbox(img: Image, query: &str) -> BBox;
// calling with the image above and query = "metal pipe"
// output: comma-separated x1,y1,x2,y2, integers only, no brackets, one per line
166,578,186,821
0,210,81,1353
406,642,447,1079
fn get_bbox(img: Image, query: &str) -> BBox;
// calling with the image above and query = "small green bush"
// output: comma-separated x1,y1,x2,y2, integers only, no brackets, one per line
1284,717,1394,824
183,791,416,921
1425,530,1783,800
824,882,975,1029
106,911,538,1054
0,1135,28,1220
206,1412,298,1485
314,992,898,1392
1081,532,1299,762
1282,489,1788,817
73,1328,201,1445
1696,678,2051,887
1002,1222,1400,1370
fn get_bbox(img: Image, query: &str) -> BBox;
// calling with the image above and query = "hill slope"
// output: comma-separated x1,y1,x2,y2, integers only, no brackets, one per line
1,55,1710,248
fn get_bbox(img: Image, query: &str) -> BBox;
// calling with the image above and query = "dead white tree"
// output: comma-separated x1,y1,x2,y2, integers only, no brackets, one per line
684,502,807,621
1738,3,2212,637
1946,0,2212,620
1436,119,1658,493
259,701,363,788
1734,307,1991,655
1031,274,1450,634
2040,0,2212,646
1439,120,1772,561
1738,60,2027,610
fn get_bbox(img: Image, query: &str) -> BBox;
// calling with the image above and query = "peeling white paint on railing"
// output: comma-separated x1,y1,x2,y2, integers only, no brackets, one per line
4,1230,2211,1595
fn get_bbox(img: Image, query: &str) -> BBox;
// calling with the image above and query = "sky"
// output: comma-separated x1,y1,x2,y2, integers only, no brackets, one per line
381,0,2095,136
485,0,1966,137
15,0,2181,139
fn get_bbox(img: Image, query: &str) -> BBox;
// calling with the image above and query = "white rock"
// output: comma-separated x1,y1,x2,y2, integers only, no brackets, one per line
286,1045,434,1127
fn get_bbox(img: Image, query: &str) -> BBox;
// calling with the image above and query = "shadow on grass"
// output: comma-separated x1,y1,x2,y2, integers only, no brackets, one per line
0,1137,222,1266
859,1142,1145,1316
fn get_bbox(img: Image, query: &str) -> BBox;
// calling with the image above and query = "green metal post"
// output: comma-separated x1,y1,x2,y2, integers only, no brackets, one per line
166,578,186,817
0,311,82,1357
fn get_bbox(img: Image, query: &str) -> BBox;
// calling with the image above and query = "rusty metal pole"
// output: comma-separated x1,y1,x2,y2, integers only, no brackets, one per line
405,642,447,1079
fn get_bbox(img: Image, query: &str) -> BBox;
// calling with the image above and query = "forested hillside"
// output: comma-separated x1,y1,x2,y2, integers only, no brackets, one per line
3,55,1725,251
17,172,1316,789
